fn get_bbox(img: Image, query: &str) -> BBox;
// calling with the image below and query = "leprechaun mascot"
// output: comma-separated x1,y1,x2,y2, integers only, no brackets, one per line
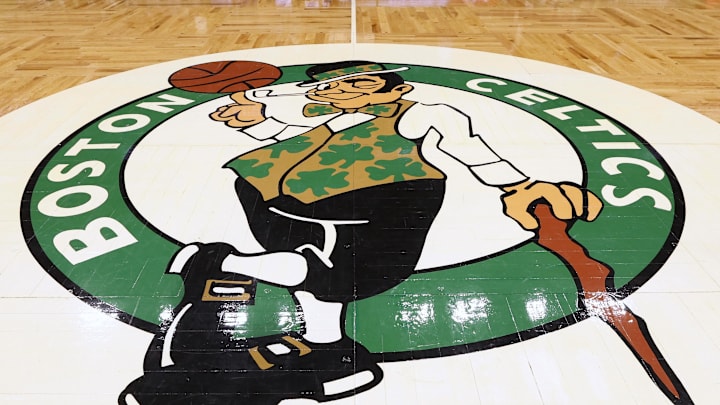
119,61,601,404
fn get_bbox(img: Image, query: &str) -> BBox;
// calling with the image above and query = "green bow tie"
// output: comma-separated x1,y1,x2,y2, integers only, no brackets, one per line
302,103,399,117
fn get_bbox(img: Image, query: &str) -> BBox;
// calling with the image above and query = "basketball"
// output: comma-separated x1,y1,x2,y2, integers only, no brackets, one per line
168,61,282,93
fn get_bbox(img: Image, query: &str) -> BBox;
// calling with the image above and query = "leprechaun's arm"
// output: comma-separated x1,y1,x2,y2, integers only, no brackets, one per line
398,102,528,186
399,103,602,230
210,91,312,141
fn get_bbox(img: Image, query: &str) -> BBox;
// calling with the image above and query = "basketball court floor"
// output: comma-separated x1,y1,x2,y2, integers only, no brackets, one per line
1,1,719,404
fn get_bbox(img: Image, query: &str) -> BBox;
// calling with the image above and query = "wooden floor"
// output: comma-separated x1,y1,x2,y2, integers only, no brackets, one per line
1,0,718,122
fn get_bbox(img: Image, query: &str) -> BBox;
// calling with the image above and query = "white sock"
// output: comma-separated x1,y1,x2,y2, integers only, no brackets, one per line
294,291,343,343
222,251,308,287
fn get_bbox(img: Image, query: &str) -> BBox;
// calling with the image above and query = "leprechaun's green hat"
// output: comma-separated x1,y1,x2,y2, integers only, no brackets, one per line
299,60,408,87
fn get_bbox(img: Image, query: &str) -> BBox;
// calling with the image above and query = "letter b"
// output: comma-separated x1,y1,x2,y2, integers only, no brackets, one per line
53,217,138,265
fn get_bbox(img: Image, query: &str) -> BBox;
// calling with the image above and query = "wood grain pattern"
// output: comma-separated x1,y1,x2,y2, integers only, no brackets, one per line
357,0,720,121
1,0,718,122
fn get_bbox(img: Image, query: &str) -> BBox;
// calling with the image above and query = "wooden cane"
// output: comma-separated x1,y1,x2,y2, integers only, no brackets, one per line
532,203,692,404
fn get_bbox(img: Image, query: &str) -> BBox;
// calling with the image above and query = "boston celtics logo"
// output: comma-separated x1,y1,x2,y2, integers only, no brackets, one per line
22,58,692,404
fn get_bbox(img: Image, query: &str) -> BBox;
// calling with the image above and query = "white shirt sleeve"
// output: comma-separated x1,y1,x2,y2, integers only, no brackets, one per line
242,111,376,141
398,103,528,186
240,117,314,141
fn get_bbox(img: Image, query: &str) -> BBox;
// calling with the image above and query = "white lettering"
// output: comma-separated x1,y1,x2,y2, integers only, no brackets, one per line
577,119,625,136
601,185,672,211
53,217,138,265
47,161,106,182
98,114,151,133
65,138,120,157
544,105,583,121
592,142,640,150
136,94,195,114
466,78,507,93
505,88,558,106
37,185,108,217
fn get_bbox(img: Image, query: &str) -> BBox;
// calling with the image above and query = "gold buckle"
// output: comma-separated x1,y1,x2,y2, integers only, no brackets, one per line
282,335,312,356
201,279,254,302
249,346,274,370
248,336,313,370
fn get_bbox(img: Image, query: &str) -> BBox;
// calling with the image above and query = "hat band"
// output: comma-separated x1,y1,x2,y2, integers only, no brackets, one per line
312,64,385,81
300,66,409,87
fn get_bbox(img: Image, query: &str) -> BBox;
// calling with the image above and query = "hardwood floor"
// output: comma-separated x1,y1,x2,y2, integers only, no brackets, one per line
358,0,720,121
1,1,717,121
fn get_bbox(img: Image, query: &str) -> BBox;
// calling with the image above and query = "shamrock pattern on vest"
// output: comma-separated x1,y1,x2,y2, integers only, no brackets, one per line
226,100,445,203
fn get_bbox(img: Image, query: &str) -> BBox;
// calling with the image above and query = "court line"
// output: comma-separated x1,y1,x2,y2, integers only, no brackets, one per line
351,0,357,44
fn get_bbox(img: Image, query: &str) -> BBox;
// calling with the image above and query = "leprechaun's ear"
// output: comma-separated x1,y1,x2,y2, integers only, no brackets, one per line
392,84,414,95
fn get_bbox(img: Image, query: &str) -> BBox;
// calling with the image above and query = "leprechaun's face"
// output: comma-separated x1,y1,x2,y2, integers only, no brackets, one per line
305,74,412,109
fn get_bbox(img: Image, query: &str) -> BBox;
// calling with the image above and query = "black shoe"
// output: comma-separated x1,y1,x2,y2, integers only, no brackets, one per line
118,373,285,405
122,332,383,404
235,332,384,402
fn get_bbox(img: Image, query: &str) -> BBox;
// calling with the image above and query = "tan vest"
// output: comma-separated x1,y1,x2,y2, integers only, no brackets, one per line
225,100,445,204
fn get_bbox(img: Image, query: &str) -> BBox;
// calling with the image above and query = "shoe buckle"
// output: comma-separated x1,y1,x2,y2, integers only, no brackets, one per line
202,279,255,302
248,335,313,370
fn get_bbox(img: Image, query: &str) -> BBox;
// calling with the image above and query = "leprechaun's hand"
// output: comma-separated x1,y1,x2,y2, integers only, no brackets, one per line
501,180,603,230
210,91,266,128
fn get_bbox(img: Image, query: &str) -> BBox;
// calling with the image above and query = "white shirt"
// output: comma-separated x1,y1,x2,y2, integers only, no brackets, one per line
240,101,528,187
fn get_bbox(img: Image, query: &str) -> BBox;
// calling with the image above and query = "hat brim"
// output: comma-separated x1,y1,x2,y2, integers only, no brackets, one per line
299,66,409,87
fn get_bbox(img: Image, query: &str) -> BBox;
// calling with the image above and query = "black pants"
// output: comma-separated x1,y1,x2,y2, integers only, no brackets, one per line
235,177,446,301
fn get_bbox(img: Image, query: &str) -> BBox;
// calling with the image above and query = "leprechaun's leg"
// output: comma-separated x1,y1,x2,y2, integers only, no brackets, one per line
221,250,307,286
168,242,308,287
